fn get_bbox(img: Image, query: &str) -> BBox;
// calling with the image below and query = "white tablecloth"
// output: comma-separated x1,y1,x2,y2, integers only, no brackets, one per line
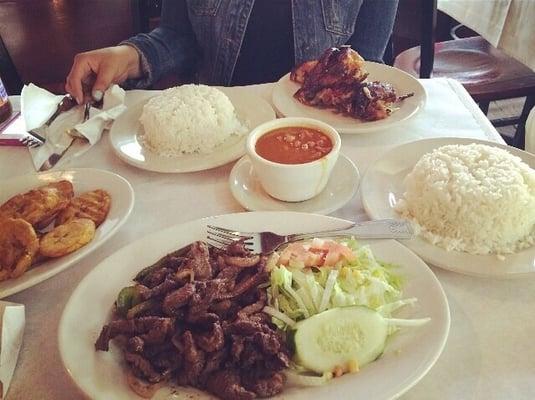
2,78,534,400
438,0,535,71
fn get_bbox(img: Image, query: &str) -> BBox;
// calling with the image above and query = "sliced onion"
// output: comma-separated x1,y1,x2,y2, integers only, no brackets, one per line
263,306,296,328
318,269,338,313
377,297,417,315
126,370,161,398
284,284,310,318
385,317,431,327
285,369,333,387
224,255,260,268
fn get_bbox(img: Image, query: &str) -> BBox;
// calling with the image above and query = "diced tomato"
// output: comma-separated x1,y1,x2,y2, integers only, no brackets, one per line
279,240,355,268
310,248,328,266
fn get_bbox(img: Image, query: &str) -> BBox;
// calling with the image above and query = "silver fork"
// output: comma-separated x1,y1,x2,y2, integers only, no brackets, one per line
20,132,45,148
3,110,46,147
28,94,77,141
206,219,414,254
39,102,92,171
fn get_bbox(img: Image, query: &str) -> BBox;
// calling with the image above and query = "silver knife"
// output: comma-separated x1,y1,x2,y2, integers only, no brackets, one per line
39,102,91,171
39,137,76,171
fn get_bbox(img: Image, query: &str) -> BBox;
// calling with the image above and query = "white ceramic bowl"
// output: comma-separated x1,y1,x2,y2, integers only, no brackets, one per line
246,117,341,202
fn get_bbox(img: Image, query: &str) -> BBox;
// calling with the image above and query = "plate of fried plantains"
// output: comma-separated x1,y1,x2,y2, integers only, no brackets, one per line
0,168,134,297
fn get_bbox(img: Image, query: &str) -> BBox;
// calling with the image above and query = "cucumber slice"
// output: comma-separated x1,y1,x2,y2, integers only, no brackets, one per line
293,306,388,374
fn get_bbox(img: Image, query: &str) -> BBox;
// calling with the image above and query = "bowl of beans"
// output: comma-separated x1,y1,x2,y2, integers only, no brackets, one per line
246,117,341,202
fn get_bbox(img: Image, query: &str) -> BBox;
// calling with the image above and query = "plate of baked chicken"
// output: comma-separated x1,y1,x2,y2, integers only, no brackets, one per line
272,46,427,134
0,168,134,297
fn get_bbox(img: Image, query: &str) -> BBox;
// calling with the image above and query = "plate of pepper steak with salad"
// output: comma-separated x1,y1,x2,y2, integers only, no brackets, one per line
59,211,450,400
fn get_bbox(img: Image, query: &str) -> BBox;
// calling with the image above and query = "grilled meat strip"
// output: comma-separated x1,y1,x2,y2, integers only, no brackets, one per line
96,241,289,400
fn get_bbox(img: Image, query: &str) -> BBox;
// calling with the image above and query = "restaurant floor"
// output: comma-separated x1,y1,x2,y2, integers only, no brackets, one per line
488,97,525,141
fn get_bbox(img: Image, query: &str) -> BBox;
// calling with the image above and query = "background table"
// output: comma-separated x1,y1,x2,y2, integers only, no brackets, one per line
2,78,534,400
438,0,535,71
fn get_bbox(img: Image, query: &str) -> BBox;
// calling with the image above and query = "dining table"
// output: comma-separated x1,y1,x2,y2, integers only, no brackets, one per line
1,77,534,400
437,0,535,71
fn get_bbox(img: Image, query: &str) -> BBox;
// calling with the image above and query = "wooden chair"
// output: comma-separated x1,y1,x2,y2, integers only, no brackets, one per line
131,0,162,33
0,34,23,95
394,0,535,149
526,107,535,154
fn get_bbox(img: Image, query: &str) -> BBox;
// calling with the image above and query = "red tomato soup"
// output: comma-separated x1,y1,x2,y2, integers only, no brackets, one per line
255,127,333,164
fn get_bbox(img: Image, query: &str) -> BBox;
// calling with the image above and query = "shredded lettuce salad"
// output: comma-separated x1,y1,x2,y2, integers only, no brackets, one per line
264,237,404,330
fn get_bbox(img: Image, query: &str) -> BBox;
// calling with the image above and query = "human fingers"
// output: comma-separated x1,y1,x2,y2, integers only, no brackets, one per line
91,63,117,102
66,53,97,104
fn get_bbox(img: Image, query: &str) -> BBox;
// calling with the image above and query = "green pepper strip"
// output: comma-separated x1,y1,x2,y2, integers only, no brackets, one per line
134,245,191,282
116,286,143,317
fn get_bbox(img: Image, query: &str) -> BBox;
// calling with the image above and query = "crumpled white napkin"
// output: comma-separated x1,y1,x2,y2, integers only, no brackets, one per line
0,301,24,399
20,83,127,171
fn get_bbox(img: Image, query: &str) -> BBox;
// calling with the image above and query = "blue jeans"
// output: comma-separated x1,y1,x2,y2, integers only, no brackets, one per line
124,0,399,87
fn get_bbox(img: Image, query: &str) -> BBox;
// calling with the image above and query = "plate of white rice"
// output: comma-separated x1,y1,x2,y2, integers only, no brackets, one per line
360,137,535,278
110,85,276,173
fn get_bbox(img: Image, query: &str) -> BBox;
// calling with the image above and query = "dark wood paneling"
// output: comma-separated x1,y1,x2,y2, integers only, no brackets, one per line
0,0,136,93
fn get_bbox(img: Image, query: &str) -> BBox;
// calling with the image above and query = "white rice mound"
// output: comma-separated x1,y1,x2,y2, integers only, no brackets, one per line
139,84,247,155
395,143,535,255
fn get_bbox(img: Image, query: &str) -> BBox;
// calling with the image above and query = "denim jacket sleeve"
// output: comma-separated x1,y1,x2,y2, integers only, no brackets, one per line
121,0,200,89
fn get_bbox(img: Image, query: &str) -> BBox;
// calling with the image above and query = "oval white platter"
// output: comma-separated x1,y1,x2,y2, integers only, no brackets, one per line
59,211,449,400
272,62,426,134
110,88,276,173
0,168,134,298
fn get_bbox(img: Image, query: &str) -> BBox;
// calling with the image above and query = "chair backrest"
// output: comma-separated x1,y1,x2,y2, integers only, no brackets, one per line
0,34,23,95
525,106,535,154
420,0,438,78
132,0,162,33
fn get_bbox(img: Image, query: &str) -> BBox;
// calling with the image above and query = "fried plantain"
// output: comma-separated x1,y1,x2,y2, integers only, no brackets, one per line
0,218,39,281
55,189,111,227
39,218,96,258
45,180,74,200
0,184,71,229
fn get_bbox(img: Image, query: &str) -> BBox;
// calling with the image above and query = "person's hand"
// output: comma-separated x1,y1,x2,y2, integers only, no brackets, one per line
65,45,142,104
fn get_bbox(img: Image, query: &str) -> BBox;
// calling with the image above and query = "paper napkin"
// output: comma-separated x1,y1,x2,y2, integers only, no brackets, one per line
20,83,126,171
0,301,24,399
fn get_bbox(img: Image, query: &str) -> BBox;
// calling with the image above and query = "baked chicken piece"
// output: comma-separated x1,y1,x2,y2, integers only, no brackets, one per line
349,81,398,121
292,45,367,87
291,46,413,121
289,60,318,84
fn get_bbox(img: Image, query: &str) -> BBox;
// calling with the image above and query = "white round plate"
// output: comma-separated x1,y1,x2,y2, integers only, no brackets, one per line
0,168,134,298
59,211,450,400
229,154,360,214
361,137,535,278
110,87,276,173
272,62,427,134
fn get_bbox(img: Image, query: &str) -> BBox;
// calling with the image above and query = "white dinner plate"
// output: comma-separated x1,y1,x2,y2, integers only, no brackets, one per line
110,87,276,173
361,137,535,278
59,211,450,400
0,168,134,298
229,154,360,214
272,62,427,134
